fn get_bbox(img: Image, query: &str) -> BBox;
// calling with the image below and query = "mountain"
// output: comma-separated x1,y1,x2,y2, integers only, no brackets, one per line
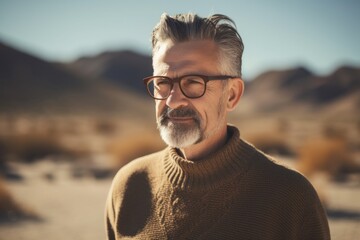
66,50,153,94
239,66,360,118
67,49,360,119
296,66,360,103
0,41,152,116
1,40,358,119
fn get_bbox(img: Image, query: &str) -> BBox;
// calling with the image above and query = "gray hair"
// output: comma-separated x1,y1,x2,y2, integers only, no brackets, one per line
151,13,244,77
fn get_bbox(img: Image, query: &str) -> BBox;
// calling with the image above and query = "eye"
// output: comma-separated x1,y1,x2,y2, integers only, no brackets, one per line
188,79,203,84
182,76,204,85
154,78,170,86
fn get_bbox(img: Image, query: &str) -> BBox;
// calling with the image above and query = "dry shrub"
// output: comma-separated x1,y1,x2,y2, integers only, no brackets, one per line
247,133,293,156
322,124,347,139
0,138,6,166
297,137,358,180
3,133,75,163
94,119,117,135
107,132,165,170
0,179,38,222
276,118,290,134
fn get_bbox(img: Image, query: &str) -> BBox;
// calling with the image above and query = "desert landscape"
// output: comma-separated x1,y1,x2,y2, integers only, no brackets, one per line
0,41,359,239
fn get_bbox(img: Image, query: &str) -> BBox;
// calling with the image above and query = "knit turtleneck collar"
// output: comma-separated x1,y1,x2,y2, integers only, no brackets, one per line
163,125,257,190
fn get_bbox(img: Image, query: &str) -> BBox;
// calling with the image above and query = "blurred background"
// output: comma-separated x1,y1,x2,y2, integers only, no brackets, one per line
0,0,359,239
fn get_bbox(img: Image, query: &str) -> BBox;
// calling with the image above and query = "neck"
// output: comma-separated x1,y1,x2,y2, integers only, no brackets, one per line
179,124,228,161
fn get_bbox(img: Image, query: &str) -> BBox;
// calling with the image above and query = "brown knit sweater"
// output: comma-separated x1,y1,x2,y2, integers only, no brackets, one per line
105,126,330,239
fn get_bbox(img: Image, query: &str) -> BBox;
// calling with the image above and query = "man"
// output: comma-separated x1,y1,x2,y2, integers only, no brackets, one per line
105,13,330,240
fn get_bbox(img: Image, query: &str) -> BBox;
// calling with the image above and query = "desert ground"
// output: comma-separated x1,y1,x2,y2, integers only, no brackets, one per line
0,115,359,240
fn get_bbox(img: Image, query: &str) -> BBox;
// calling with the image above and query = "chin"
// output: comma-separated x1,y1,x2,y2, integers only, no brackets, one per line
159,125,202,149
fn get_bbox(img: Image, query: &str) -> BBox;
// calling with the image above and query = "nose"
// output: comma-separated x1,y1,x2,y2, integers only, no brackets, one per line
165,83,188,109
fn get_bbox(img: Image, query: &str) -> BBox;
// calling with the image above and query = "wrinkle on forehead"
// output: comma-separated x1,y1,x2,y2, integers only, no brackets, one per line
153,39,220,76
153,60,197,76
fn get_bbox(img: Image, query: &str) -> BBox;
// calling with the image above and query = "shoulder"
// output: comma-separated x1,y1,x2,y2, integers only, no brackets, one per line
109,149,167,197
246,144,319,198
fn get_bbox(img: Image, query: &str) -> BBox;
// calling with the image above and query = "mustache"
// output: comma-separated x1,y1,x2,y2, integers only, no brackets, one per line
159,107,200,124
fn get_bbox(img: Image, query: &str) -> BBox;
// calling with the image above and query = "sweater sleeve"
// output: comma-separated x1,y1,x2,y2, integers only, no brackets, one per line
105,182,116,240
300,187,331,240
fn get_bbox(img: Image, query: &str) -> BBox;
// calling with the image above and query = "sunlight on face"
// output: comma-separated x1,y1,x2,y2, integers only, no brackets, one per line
153,40,228,149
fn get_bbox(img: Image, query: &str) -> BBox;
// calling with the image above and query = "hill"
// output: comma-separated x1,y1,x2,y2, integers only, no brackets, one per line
238,66,360,118
67,50,360,120
0,41,152,117
1,40,359,120
66,50,153,94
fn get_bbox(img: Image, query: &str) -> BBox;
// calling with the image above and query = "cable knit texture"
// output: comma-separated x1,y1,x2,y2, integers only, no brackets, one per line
105,126,330,240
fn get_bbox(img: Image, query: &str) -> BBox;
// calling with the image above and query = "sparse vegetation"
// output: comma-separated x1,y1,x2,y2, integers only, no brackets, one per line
322,124,347,140
94,119,117,135
107,132,165,170
297,137,359,180
276,118,290,134
3,133,73,163
0,138,6,168
0,178,38,222
247,133,293,156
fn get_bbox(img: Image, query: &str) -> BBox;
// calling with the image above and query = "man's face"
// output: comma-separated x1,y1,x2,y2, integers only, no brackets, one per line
153,39,229,149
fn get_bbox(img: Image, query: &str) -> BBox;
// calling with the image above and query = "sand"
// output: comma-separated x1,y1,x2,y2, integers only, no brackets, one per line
0,161,111,240
0,161,359,240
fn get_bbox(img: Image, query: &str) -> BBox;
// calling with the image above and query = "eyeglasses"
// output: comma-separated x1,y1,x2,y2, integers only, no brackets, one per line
143,74,235,100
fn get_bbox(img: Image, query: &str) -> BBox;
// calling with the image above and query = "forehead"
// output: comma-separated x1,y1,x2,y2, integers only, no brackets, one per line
153,39,220,75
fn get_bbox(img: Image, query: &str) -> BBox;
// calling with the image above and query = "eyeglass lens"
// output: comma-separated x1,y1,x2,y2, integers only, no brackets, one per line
147,76,206,99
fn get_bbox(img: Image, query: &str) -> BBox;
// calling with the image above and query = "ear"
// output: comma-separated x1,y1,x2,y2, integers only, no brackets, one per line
226,78,244,111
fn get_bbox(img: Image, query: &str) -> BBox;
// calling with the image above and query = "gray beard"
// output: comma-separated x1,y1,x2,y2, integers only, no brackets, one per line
157,107,203,148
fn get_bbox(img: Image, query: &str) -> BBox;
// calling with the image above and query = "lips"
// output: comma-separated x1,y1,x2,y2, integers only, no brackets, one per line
168,117,194,123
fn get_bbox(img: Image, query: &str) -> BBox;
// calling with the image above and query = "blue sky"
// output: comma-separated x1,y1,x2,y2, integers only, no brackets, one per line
0,0,359,79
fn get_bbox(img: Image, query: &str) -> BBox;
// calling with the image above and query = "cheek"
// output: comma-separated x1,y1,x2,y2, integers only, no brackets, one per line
155,100,164,118
202,96,226,123
191,102,207,124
